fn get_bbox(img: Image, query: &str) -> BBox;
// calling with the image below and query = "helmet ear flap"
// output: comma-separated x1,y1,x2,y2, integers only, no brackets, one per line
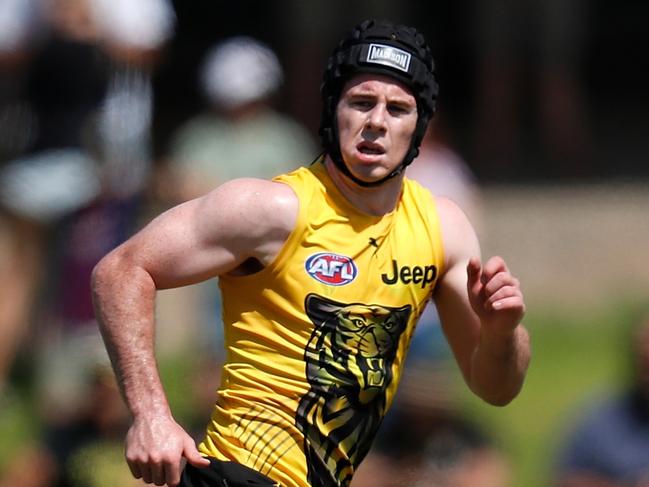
404,107,432,167
318,84,341,164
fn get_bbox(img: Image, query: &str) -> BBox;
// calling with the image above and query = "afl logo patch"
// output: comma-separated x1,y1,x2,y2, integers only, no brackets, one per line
305,252,358,286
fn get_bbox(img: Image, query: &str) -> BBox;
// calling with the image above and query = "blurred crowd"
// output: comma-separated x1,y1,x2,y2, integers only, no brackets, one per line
1,1,644,486
0,0,175,485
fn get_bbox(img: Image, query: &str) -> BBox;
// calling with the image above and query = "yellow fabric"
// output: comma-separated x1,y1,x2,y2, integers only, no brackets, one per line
199,160,445,487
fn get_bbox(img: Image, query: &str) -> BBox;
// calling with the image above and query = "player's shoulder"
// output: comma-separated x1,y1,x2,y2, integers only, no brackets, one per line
433,195,469,223
202,177,298,233
434,195,480,265
212,178,295,204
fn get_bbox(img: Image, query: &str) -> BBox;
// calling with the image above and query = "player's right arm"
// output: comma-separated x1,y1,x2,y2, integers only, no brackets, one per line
91,178,297,486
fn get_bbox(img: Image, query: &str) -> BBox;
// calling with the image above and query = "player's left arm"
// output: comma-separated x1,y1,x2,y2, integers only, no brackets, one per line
433,197,531,406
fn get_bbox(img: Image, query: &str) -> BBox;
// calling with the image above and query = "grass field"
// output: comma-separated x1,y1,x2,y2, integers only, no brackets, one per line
1,298,646,485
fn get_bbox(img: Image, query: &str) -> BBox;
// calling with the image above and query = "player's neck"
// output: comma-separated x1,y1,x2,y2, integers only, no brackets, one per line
323,157,402,216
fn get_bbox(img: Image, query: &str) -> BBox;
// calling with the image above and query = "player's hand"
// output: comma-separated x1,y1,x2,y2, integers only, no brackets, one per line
466,256,525,337
125,413,210,487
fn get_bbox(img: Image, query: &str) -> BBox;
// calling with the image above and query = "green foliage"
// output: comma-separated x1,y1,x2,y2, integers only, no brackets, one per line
67,441,137,487
0,389,41,474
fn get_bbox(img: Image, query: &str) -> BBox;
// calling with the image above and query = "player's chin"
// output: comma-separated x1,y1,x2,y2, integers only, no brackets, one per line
347,160,392,182
349,168,390,185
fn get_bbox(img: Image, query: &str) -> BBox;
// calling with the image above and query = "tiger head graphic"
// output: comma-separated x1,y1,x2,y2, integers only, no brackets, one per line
297,294,411,487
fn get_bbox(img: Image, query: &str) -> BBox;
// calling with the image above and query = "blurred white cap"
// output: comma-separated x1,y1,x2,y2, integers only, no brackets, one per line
89,0,175,50
0,0,39,53
0,148,101,223
200,36,283,110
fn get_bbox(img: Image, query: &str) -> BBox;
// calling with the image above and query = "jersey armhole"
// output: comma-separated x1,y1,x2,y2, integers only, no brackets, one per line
266,179,307,276
423,186,446,282
219,173,308,284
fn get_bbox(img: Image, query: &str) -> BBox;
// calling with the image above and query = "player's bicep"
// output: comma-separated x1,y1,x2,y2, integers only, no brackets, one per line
432,197,482,379
121,196,243,289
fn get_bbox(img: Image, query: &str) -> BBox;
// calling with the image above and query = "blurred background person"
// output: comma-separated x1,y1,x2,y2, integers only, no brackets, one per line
0,0,174,484
23,0,175,427
554,315,649,487
0,0,41,397
0,0,106,400
407,113,482,230
160,35,317,204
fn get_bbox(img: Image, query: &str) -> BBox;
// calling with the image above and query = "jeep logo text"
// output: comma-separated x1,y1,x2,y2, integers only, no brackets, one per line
381,260,437,288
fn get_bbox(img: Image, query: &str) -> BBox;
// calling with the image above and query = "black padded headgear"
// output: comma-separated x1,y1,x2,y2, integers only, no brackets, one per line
319,19,439,187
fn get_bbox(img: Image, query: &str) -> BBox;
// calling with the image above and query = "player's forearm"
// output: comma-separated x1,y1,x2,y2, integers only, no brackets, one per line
91,252,171,419
469,324,531,406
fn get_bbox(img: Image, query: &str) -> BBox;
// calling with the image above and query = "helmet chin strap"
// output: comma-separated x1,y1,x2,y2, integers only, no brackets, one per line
330,151,406,188
327,122,416,188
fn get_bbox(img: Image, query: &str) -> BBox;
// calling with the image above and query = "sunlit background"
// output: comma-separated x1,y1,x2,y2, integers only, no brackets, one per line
1,1,648,486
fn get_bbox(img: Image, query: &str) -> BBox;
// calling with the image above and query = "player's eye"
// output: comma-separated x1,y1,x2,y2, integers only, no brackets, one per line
351,99,373,110
387,105,402,114
387,103,412,116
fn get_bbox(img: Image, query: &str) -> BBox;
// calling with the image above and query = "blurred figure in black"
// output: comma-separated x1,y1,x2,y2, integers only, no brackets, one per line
0,0,174,484
0,0,38,394
0,0,107,399
32,0,175,426
555,315,649,487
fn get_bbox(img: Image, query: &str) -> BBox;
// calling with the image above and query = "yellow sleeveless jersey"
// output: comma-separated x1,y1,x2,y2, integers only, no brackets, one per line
198,160,445,487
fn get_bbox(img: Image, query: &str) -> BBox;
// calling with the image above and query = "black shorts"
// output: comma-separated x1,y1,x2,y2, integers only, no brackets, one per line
180,458,278,487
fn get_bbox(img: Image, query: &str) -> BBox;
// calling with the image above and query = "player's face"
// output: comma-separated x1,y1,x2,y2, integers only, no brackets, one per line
336,74,418,184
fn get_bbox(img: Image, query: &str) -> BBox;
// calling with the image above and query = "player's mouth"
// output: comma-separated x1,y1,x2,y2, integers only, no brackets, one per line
356,141,385,158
